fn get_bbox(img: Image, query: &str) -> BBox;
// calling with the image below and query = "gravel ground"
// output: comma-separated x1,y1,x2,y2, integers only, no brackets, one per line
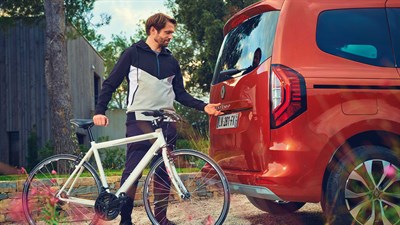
112,194,325,225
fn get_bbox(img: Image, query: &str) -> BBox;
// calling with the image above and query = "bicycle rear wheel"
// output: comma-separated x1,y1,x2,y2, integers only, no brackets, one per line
143,149,230,225
22,154,102,225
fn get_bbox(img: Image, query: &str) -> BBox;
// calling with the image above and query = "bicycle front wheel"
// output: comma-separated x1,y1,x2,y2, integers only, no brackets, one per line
22,154,102,225
143,149,230,225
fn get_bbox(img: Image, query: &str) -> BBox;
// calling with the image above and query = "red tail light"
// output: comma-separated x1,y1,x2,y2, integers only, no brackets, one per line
270,64,307,128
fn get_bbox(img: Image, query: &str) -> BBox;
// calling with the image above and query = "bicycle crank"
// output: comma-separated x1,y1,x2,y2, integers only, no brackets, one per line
94,192,124,221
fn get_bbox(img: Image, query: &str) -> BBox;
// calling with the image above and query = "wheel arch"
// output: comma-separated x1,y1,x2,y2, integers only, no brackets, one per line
320,130,400,206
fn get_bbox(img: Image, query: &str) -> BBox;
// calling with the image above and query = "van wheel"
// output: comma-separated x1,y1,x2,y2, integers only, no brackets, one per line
246,196,305,214
323,145,400,225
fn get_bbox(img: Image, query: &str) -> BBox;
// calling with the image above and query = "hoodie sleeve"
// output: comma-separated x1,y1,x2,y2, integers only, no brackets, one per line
95,48,132,115
173,64,207,111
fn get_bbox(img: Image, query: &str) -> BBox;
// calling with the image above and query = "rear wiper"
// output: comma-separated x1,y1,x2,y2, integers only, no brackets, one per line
219,68,245,77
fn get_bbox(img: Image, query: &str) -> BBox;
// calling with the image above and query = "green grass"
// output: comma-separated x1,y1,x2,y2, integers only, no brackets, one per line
0,174,27,181
0,166,201,181
0,169,125,181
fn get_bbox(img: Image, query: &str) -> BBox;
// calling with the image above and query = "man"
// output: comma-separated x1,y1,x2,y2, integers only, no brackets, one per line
93,13,222,225
244,48,262,74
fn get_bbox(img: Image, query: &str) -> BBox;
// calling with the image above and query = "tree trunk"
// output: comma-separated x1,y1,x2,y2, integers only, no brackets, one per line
44,0,77,155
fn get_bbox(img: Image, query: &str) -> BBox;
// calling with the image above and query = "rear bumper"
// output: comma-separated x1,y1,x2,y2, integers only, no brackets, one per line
229,182,282,201
222,168,321,202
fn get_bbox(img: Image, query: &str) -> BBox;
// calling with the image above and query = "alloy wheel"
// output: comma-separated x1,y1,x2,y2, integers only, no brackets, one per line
344,159,400,225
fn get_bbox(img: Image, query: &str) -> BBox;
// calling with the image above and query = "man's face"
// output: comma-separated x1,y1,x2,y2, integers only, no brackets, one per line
153,21,175,48
252,50,261,67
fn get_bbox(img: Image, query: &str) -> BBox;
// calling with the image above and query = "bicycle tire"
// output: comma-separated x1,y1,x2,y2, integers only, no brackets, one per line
143,149,230,225
22,154,102,225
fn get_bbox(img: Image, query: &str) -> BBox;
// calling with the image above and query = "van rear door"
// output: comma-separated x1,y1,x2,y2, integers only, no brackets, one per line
209,10,280,171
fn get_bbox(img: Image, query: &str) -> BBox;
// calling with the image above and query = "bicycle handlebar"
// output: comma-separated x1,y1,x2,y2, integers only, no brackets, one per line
141,109,182,122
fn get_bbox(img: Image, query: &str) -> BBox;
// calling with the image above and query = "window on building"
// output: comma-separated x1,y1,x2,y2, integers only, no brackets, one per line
8,131,19,166
94,73,100,107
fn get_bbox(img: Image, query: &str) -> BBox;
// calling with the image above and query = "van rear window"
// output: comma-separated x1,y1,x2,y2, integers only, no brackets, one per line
316,9,395,67
212,11,280,84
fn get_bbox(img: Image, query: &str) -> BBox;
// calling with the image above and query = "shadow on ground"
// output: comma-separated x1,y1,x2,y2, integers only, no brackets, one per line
243,211,325,225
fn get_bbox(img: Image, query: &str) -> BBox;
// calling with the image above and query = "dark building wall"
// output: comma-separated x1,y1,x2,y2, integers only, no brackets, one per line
67,31,105,119
0,18,104,168
0,19,49,167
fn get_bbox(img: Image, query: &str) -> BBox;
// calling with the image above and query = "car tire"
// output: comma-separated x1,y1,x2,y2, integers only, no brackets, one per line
323,145,400,225
246,196,305,214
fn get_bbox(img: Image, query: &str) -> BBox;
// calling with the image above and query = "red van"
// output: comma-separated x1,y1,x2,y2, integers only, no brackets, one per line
209,0,400,224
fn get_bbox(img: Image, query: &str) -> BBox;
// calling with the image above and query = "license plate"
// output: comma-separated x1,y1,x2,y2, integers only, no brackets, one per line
217,113,239,129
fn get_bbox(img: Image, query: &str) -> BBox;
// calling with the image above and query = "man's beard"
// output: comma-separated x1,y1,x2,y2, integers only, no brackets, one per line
155,36,169,47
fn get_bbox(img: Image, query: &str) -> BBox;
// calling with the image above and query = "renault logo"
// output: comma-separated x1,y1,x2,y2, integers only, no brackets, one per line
220,85,226,99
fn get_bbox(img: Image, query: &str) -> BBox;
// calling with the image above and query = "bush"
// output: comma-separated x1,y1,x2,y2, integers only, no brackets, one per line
27,126,39,170
96,136,125,170
38,142,55,161
176,122,210,155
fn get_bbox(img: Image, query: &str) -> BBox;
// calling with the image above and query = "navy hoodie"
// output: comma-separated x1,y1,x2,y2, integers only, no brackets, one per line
95,40,207,120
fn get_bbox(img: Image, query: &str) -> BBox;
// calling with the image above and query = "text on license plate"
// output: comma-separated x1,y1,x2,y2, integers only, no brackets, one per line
217,113,239,129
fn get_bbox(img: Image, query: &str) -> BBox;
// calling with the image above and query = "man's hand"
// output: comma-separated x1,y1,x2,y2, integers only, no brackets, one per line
93,114,109,126
204,103,224,116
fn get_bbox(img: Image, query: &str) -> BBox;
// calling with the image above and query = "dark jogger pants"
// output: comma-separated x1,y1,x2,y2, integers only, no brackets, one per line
119,120,177,223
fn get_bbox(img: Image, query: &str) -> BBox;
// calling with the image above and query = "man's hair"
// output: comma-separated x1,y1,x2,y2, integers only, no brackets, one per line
145,13,177,35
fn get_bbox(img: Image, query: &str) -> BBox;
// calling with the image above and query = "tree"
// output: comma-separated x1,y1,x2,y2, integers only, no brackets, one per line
166,0,258,92
0,0,110,48
43,0,77,155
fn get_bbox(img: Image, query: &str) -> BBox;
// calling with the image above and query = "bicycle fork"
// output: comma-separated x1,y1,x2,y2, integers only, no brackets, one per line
161,147,191,200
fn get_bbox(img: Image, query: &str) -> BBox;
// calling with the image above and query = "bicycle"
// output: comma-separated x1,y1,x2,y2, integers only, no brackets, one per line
22,110,230,225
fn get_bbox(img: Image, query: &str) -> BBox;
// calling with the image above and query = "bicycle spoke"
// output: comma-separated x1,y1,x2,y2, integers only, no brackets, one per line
23,155,102,225
143,150,230,225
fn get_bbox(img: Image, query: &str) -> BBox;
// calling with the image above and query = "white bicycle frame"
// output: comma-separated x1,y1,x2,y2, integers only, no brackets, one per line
55,127,187,206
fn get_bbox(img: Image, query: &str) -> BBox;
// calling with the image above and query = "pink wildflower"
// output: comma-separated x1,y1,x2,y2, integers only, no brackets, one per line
20,167,27,174
8,195,25,223
49,196,59,206
205,215,214,225
51,170,57,175
30,187,37,195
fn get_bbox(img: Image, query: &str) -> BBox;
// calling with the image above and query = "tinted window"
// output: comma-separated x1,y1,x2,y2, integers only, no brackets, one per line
316,9,395,67
212,11,279,84
387,8,400,67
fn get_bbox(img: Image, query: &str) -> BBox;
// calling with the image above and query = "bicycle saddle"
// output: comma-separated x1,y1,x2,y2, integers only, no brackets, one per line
70,119,94,129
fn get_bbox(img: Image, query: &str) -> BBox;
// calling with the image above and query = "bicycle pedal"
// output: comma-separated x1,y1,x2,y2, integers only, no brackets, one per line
118,195,129,205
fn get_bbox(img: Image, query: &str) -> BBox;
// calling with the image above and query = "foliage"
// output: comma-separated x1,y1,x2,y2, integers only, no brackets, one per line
27,126,39,170
96,136,126,170
176,137,210,155
38,141,55,160
26,127,93,171
176,118,210,155
166,0,259,92
99,34,135,109
0,0,110,48
27,128,56,169
167,24,199,88
174,102,208,135
100,147,125,170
